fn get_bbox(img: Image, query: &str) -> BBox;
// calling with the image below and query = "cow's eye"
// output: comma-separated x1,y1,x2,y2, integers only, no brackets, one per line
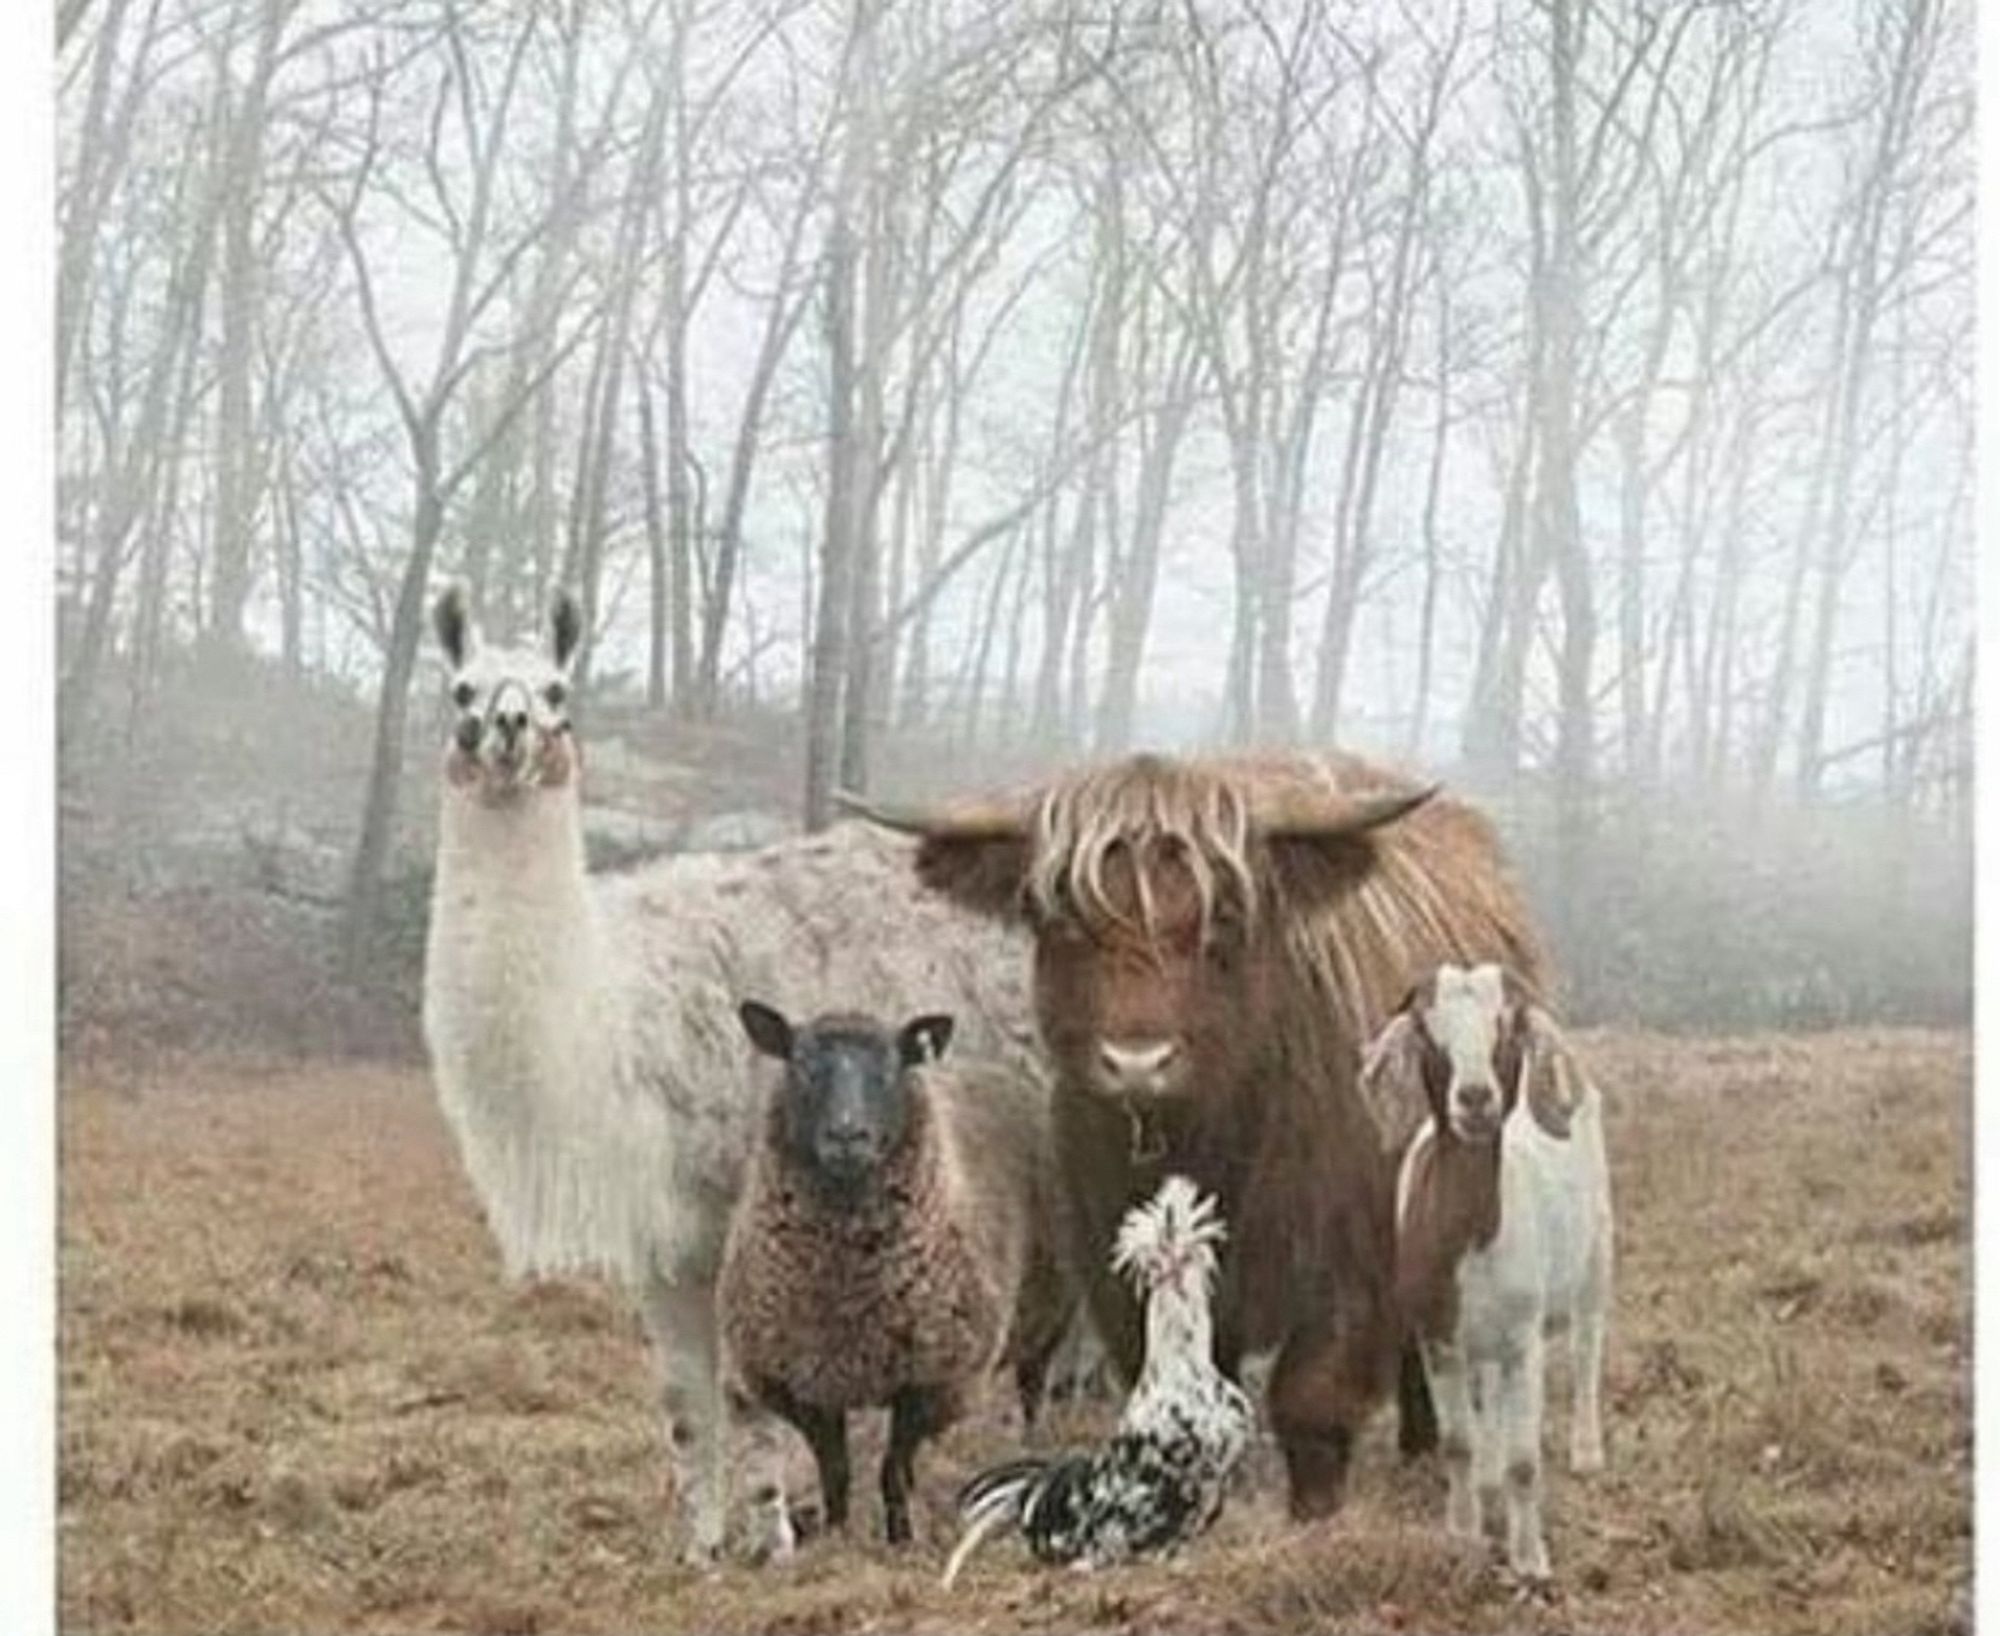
452,682,476,708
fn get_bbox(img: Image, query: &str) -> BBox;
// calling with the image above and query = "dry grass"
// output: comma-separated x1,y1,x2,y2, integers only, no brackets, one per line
59,1030,1970,1635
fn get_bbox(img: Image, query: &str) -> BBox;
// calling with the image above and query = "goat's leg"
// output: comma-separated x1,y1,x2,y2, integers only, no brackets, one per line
1420,1339,1481,1544
1497,1332,1551,1581
637,1274,730,1564
881,1383,958,1546
1472,1359,1504,1540
1569,1306,1607,1474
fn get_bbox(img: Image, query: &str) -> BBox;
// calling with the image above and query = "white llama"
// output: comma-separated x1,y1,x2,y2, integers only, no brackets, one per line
420,586,1046,1563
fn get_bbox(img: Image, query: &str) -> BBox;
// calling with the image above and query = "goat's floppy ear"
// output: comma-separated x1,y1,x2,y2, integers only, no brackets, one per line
1520,1005,1583,1139
434,585,477,669
1358,1009,1430,1157
738,1000,794,1060
898,1013,954,1067
551,590,583,671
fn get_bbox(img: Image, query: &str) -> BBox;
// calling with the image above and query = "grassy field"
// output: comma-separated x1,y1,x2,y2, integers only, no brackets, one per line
59,1029,1969,1635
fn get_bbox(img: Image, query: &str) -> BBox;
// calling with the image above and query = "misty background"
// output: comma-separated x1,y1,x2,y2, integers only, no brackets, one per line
54,0,1973,1059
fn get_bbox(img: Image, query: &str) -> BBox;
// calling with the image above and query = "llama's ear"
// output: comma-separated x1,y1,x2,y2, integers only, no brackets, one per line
1521,1006,1583,1140
738,1000,794,1060
1359,1010,1429,1156
551,590,583,671
434,585,476,669
898,1013,954,1067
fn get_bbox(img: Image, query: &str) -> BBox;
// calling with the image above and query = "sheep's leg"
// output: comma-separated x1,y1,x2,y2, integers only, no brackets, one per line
781,1400,851,1533
1568,1306,1607,1474
638,1274,794,1565
1420,1339,1481,1544
881,1384,955,1546
1497,1332,1551,1581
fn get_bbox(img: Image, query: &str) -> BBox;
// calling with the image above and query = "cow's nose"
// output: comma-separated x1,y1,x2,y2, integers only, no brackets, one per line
1098,1038,1181,1084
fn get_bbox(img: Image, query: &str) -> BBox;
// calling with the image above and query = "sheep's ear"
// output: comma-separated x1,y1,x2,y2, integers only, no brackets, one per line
1521,1006,1582,1140
434,585,477,669
551,590,583,671
898,1014,954,1067
738,1000,794,1060
1358,1010,1430,1157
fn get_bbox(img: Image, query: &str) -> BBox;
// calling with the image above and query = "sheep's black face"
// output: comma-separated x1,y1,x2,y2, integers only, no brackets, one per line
738,1003,955,1199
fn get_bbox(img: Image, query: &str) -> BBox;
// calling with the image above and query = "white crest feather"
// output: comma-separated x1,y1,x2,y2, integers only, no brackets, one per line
1111,1174,1226,1297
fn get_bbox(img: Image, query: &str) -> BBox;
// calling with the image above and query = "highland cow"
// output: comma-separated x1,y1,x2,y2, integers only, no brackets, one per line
844,750,1547,1518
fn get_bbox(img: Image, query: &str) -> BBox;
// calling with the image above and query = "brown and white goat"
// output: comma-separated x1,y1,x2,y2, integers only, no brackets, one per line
1366,964,1613,1582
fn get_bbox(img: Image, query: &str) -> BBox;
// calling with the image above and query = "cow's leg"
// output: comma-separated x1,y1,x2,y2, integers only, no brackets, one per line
1267,1315,1396,1520
1398,1340,1440,1458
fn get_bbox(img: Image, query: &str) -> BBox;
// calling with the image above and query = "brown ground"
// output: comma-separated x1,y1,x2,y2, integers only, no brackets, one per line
59,1030,1970,1635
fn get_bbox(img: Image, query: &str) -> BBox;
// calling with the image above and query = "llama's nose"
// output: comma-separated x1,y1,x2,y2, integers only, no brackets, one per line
495,708,529,743
1098,1038,1181,1086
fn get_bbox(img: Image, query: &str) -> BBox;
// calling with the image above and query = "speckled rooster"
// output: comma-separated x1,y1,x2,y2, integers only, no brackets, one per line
943,1175,1252,1584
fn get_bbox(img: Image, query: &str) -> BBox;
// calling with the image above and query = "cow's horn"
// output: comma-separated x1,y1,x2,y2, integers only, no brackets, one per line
834,788,1028,839
1256,782,1440,839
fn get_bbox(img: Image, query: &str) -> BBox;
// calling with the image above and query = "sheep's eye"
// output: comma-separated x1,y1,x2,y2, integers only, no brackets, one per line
452,682,476,709
544,682,567,708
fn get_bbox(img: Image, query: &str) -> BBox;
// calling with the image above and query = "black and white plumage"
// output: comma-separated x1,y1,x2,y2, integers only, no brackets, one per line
942,1175,1253,1586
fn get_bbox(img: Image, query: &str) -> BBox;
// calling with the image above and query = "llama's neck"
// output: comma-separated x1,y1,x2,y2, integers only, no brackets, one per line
427,780,612,1086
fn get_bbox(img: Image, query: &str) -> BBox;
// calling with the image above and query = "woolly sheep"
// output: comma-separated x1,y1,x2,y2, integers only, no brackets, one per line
719,1002,1074,1544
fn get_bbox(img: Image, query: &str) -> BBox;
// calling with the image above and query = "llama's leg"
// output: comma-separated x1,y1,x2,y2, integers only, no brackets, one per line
1569,1305,1607,1474
1267,1312,1396,1520
726,1391,799,1561
637,1274,729,1564
881,1384,957,1546
1420,1339,1481,1543
1497,1331,1551,1581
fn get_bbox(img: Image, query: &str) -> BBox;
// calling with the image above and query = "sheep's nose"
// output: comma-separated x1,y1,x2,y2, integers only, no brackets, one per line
1098,1038,1181,1085
1457,1082,1497,1116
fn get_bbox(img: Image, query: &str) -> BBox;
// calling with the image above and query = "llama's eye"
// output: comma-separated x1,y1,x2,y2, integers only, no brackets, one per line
544,683,567,708
452,682,476,709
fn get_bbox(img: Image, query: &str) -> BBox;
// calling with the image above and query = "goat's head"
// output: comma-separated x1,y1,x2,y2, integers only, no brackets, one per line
1362,963,1578,1146
432,585,581,801
738,1001,954,1199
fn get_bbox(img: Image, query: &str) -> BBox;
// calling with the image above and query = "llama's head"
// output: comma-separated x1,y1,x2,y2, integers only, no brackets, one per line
433,586,581,799
738,1001,954,1200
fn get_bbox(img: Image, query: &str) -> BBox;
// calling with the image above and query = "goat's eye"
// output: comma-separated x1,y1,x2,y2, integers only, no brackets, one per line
452,682,476,708
544,682,567,708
